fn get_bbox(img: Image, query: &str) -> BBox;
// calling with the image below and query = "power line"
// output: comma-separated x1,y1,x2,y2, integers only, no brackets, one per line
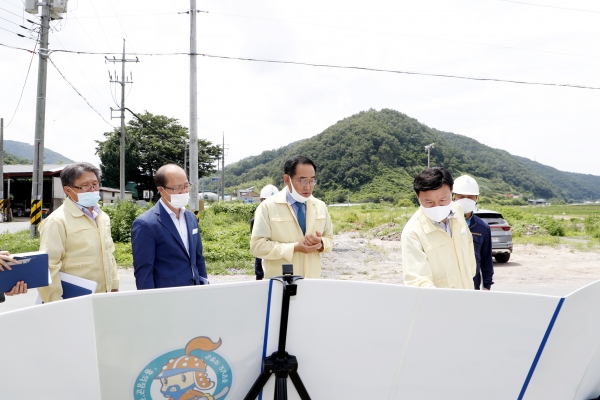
106,0,137,55
90,0,112,52
0,14,28,28
0,5,23,19
498,0,600,14
0,25,35,39
0,0,22,10
63,8,600,61
50,30,112,109
47,57,114,127
5,32,38,128
3,41,600,91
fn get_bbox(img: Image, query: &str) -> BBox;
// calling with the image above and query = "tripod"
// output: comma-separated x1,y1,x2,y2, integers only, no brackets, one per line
244,265,311,400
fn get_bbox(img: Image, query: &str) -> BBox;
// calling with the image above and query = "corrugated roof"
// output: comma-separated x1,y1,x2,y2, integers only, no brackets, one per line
2,164,71,174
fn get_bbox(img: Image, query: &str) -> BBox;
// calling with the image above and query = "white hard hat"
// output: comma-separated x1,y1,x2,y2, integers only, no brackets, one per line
260,184,279,199
453,175,479,195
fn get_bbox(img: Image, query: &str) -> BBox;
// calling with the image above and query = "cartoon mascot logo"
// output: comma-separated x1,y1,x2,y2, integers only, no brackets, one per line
134,336,232,400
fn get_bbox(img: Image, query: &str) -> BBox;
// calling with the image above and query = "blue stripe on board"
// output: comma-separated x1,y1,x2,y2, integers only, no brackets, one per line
259,279,274,400
517,297,565,400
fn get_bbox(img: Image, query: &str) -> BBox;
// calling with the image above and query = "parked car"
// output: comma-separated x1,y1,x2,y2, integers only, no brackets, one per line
474,209,513,263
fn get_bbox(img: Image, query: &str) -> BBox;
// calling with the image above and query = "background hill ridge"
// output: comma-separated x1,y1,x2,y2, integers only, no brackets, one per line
215,109,599,204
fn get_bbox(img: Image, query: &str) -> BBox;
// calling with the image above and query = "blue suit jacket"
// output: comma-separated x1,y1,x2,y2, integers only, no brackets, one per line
468,214,494,290
132,202,208,289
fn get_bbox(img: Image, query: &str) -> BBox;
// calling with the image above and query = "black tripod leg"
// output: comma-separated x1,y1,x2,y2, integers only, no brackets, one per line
289,371,311,400
243,370,273,400
275,375,287,400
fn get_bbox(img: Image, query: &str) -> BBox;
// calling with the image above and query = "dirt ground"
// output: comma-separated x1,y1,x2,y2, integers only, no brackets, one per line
210,232,600,293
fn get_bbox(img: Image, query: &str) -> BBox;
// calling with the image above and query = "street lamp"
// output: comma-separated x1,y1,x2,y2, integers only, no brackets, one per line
424,143,435,168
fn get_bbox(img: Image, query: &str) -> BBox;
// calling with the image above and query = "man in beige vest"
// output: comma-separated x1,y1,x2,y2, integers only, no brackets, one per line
250,156,333,278
401,167,476,289
38,162,119,302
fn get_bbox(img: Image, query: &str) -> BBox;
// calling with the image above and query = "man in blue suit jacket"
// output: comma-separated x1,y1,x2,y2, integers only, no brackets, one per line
132,164,208,289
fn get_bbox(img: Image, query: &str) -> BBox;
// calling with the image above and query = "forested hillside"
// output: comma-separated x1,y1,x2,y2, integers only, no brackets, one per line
2,151,30,165
222,109,600,203
4,140,73,164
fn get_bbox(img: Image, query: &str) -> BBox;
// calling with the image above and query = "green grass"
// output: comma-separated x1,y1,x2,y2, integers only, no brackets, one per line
0,230,39,253
328,203,416,234
2,203,599,274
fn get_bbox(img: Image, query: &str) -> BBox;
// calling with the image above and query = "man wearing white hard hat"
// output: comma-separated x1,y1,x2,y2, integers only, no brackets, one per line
249,184,280,280
453,175,494,290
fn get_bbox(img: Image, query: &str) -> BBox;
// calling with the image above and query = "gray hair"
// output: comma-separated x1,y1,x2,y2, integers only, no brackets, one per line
60,163,102,187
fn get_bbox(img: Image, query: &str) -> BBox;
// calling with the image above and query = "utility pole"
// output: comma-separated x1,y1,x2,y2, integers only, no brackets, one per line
221,132,225,201
107,40,138,200
189,0,199,212
29,1,50,238
0,118,4,222
424,143,435,168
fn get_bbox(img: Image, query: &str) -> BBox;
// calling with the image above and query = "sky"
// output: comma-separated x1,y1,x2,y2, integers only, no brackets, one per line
1,0,600,176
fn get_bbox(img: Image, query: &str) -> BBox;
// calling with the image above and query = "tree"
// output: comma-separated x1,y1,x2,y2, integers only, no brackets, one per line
95,111,222,197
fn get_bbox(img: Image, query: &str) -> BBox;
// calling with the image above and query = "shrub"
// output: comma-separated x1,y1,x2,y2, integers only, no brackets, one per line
101,201,153,243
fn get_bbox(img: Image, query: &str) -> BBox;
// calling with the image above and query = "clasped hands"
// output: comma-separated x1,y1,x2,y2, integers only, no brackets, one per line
294,231,324,254
0,251,28,296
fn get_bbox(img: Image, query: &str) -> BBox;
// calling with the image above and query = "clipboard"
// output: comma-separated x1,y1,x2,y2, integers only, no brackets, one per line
0,251,49,293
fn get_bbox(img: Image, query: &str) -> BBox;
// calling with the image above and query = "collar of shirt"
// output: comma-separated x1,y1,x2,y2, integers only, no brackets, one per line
159,198,189,254
70,198,100,223
430,210,455,236
159,198,185,219
285,188,306,216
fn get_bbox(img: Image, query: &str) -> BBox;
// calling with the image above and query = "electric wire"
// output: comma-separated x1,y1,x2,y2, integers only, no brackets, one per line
498,0,600,14
0,5,23,19
0,25,35,39
150,0,178,55
52,49,600,91
48,57,114,127
51,30,112,109
0,0,22,11
68,9,105,53
4,32,38,128
34,9,600,60
90,0,112,52
106,0,137,55
0,14,27,28
3,41,600,91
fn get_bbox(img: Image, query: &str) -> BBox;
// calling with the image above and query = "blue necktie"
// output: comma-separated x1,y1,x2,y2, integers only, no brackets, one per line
296,202,306,235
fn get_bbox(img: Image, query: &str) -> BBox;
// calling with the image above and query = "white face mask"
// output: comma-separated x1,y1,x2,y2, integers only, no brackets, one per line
454,198,476,214
420,204,452,223
287,183,309,204
74,190,100,207
165,192,190,209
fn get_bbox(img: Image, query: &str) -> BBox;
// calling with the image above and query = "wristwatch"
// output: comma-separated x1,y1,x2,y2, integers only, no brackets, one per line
317,239,324,253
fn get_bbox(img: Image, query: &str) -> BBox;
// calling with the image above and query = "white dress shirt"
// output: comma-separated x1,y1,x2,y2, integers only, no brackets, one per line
159,199,189,254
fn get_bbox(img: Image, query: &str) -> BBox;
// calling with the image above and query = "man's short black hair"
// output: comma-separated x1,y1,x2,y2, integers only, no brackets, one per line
284,155,317,177
413,167,454,196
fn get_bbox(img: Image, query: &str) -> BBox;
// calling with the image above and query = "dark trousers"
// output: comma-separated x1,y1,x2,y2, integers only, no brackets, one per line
255,258,264,280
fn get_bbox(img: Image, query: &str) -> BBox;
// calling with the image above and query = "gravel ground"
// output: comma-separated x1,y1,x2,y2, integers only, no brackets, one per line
4,232,599,314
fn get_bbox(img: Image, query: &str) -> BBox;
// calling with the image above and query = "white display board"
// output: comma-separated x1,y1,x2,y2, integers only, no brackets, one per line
2,279,600,399
523,280,600,400
260,279,562,400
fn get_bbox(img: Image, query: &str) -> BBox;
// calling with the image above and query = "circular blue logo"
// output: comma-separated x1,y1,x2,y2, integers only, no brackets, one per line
133,337,232,400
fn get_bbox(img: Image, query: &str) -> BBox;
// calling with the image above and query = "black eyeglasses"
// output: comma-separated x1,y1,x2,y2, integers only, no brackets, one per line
71,184,100,191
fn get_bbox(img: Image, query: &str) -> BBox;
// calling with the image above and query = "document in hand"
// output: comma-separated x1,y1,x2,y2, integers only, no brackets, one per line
0,251,49,293
59,272,97,299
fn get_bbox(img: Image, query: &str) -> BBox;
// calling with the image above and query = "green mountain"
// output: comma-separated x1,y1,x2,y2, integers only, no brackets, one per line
222,109,600,203
2,151,30,165
3,140,74,164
